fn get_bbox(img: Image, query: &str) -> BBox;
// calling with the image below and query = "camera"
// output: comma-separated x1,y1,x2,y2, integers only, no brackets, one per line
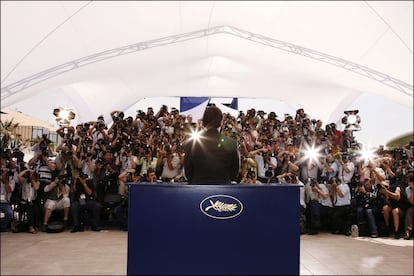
264,169,274,178
247,168,255,179
376,183,387,190
40,145,48,157
24,170,31,179
79,172,89,179
57,174,67,184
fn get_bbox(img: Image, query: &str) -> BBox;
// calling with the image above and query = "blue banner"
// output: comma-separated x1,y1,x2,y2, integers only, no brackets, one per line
180,97,210,112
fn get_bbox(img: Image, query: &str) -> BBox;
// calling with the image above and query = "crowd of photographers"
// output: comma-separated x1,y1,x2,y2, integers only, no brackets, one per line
1,105,413,239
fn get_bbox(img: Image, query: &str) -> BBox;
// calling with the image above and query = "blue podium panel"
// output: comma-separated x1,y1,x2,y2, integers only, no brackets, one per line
127,184,300,275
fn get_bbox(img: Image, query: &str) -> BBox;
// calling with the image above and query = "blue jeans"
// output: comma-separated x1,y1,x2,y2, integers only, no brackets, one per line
357,206,379,235
310,200,333,231
0,203,13,230
70,200,101,227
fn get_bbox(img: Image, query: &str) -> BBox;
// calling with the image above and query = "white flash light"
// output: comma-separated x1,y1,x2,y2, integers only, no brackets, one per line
358,146,377,164
347,114,357,125
302,143,322,163
190,129,202,142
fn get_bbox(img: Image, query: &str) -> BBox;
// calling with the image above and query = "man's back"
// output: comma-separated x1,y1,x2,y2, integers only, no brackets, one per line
184,128,239,184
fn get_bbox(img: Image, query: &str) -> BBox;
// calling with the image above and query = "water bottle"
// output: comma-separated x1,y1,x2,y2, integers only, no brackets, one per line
351,224,359,237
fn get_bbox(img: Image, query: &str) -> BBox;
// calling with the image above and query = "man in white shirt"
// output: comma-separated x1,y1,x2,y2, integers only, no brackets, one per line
337,154,355,184
331,177,352,236
307,178,334,235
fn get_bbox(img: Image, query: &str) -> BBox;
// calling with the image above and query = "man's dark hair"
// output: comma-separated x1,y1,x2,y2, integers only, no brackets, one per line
202,106,223,129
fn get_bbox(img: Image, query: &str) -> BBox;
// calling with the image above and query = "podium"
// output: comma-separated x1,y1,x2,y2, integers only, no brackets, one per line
127,183,300,275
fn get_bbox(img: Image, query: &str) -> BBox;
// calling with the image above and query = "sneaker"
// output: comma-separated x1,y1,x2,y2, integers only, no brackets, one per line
308,229,319,235
70,226,81,233
91,226,101,232
41,224,48,232
345,231,352,236
403,230,411,240
394,232,401,239
370,234,378,238
28,226,37,234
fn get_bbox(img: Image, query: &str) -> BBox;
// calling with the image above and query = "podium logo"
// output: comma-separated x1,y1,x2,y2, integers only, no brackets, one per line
200,195,243,219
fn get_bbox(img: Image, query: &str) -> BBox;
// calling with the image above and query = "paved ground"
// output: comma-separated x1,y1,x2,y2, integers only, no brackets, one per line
1,230,413,275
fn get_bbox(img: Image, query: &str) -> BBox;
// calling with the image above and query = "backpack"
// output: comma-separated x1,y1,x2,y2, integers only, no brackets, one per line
47,220,64,233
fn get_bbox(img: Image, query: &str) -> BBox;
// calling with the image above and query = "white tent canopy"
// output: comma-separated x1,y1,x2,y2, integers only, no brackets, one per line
1,1,413,147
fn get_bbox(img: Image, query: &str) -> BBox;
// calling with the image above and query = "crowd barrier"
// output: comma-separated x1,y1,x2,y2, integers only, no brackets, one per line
127,183,300,275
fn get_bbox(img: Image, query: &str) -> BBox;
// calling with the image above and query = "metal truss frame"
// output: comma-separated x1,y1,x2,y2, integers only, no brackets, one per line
2,25,412,99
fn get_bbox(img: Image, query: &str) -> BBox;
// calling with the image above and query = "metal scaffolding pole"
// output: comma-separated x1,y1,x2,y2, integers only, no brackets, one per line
1,25,412,99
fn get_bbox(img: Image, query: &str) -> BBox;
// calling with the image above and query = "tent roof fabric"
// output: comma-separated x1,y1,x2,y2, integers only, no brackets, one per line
1,1,413,146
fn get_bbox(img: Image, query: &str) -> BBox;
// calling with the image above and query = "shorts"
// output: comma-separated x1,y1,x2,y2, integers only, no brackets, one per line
44,197,70,211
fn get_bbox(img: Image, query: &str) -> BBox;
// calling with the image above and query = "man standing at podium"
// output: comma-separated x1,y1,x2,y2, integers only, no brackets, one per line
184,106,240,184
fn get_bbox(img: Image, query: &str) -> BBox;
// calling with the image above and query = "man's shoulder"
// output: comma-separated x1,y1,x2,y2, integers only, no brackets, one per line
219,133,234,140
219,134,237,148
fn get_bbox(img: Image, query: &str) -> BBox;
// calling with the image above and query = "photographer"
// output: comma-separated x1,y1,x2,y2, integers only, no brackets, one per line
78,142,96,180
156,143,182,182
28,140,56,205
239,148,257,183
56,125,75,144
307,178,333,235
319,154,338,181
403,175,414,239
378,180,404,239
250,147,276,183
42,175,71,232
31,134,53,157
362,160,389,197
136,146,158,178
354,177,380,238
89,119,109,145
1,149,16,232
331,177,352,236
70,173,101,232
240,169,261,184
142,167,157,183
115,146,136,196
54,142,80,186
395,158,413,186
17,169,41,233
276,150,299,178
336,153,355,185
300,150,318,186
